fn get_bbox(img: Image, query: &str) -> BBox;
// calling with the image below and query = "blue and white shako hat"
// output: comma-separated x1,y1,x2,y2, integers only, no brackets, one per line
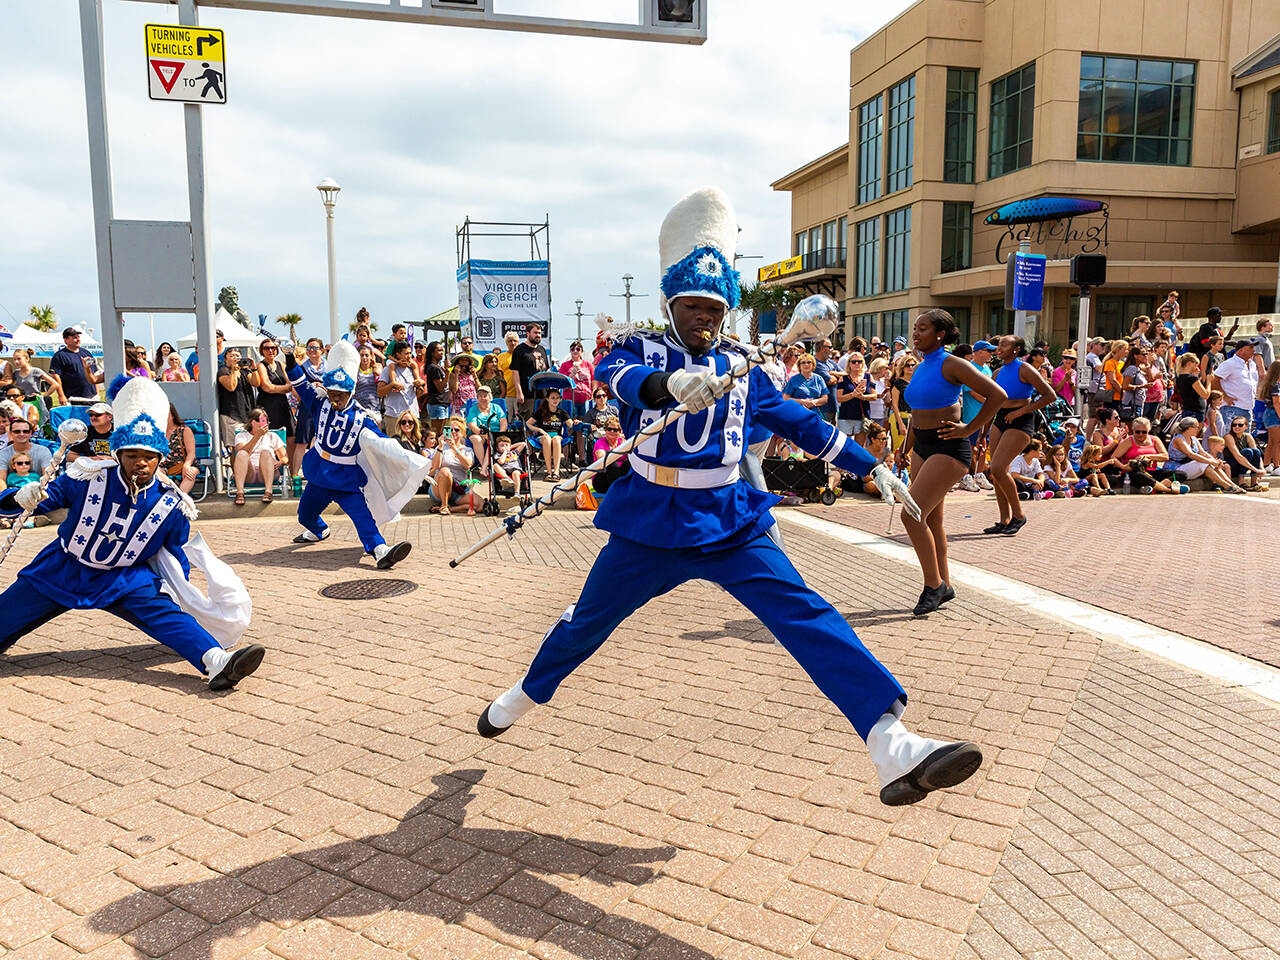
107,374,170,455
322,339,360,394
658,186,742,319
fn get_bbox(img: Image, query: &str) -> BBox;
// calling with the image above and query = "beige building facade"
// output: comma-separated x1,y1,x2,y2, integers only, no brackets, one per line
767,0,1280,348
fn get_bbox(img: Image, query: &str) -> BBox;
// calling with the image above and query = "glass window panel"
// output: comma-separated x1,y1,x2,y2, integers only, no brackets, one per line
940,202,972,274
1103,82,1136,135
1135,83,1171,137
856,95,883,205
1269,90,1280,153
886,75,915,193
989,62,1035,178
1139,59,1172,83
1079,55,1194,165
1078,79,1102,131
1101,135,1133,162
1105,57,1136,80
855,217,880,298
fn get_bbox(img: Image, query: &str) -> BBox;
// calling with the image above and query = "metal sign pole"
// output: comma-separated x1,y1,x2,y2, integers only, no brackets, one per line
178,0,222,490
1013,238,1031,340
1075,287,1092,419
78,0,124,393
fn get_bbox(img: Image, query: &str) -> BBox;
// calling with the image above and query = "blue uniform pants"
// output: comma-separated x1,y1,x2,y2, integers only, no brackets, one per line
297,480,384,552
0,578,219,673
520,533,905,741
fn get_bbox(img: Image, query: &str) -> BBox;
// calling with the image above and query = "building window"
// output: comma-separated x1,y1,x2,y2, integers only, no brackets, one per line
1268,89,1280,154
795,231,807,257
1071,294,1154,341
882,310,910,345
852,313,877,341
986,301,1013,334
948,306,971,344
944,68,978,183
1077,55,1195,165
857,95,883,205
886,75,915,193
883,206,911,293
940,202,972,274
989,61,1036,178
855,217,880,298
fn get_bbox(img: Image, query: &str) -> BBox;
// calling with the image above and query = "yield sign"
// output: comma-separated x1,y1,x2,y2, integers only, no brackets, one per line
149,59,184,94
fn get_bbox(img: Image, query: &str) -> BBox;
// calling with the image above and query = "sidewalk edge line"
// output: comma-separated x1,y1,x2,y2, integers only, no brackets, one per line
782,510,1280,707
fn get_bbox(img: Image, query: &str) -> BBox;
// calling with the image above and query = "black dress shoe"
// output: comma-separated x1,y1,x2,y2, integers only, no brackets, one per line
208,644,265,691
913,584,948,617
880,741,983,806
292,530,329,544
1001,515,1027,536
376,541,411,570
982,521,1009,534
939,583,956,605
476,702,509,739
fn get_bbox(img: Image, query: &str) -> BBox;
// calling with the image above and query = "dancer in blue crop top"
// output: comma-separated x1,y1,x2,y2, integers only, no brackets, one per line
899,311,1006,615
984,336,1057,538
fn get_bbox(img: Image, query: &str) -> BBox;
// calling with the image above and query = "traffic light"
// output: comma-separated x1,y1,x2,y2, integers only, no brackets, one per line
657,0,695,23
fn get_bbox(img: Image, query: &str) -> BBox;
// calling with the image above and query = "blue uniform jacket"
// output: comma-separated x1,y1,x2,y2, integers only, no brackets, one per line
288,365,388,490
0,468,191,608
595,332,877,549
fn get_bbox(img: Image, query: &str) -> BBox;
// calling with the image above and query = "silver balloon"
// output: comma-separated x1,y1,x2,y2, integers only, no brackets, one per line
779,295,840,346
57,417,89,445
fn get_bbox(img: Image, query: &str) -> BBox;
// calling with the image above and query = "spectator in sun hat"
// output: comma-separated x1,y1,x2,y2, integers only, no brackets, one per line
891,336,909,361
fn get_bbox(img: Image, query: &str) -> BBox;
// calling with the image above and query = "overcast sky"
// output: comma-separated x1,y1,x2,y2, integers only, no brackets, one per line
1,0,912,354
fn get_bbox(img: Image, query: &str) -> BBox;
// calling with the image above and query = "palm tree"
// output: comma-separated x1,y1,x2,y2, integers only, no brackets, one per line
276,313,303,344
348,318,378,335
737,283,798,345
27,304,57,332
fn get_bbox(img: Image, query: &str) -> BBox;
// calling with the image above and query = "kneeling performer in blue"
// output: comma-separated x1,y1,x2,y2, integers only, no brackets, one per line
477,188,983,805
285,340,429,569
0,376,264,690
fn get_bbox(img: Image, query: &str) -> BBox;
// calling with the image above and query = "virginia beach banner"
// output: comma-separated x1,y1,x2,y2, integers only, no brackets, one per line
457,259,552,352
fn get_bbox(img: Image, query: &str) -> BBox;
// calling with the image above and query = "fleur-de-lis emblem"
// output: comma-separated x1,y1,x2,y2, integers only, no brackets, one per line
649,352,663,367
731,398,744,417
74,535,86,545
727,430,741,447
81,517,94,528
136,532,148,542
125,550,136,560
88,493,101,505
150,513,162,524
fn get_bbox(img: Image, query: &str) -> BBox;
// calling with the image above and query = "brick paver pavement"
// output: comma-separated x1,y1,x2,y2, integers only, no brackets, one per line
0,508,1277,959
809,493,1280,668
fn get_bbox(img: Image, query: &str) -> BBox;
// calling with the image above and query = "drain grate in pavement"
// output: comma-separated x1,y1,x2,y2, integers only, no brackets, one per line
320,578,418,600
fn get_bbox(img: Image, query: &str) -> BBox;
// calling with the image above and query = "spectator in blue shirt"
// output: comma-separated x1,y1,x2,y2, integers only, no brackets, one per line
812,338,840,422
185,330,226,380
48,328,103,402
783,354,829,412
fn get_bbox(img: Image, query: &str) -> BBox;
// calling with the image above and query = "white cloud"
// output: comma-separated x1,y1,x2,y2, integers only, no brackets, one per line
0,0,912,350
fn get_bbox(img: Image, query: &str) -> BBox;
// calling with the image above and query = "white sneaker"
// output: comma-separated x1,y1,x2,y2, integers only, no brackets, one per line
975,474,994,490
866,707,983,806
477,683,536,738
960,474,980,492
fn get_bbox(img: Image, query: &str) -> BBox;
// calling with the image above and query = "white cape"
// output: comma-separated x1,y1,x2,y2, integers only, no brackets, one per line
150,532,252,649
357,428,433,525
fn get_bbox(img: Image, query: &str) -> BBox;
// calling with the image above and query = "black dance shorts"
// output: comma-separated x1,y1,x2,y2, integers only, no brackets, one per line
993,408,1035,434
912,427,973,470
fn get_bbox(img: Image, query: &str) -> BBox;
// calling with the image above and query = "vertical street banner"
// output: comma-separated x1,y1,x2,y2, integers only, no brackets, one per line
456,260,552,352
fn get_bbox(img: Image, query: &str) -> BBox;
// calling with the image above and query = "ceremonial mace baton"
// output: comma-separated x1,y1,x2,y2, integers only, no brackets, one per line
0,418,89,567
449,295,841,568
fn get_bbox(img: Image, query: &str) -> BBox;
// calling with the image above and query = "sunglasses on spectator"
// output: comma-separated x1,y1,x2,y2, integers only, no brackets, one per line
593,392,607,398
89,412,110,419
605,427,621,432
570,345,582,351
11,460,30,467
1232,421,1246,427
1133,429,1149,435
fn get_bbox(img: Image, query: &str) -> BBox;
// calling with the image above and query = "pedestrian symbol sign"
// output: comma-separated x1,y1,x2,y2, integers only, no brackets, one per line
145,24,226,104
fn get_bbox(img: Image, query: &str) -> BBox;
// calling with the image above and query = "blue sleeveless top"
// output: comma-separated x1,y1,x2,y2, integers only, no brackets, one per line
995,356,1036,400
903,347,961,409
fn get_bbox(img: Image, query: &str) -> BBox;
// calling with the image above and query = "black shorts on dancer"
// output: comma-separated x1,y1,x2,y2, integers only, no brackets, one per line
993,408,1035,434
912,427,972,470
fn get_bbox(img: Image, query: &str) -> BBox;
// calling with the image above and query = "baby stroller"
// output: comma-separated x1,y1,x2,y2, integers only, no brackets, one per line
1037,398,1075,446
522,371,576,478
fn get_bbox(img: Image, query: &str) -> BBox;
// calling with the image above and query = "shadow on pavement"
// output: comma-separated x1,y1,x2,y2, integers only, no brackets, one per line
0,644,198,691
89,768,711,960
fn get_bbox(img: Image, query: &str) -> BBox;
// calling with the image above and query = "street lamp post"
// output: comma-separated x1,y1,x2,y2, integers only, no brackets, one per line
612,273,649,327
316,177,341,345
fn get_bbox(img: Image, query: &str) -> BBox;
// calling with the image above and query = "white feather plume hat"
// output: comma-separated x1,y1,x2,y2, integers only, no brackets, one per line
108,375,170,455
322,339,361,393
658,187,741,318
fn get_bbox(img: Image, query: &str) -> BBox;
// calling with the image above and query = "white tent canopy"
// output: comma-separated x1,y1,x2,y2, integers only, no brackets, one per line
175,306,264,352
5,322,100,351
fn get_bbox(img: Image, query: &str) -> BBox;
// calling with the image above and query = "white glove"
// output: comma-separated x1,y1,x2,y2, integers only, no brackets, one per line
871,463,921,522
14,482,45,511
666,368,728,414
